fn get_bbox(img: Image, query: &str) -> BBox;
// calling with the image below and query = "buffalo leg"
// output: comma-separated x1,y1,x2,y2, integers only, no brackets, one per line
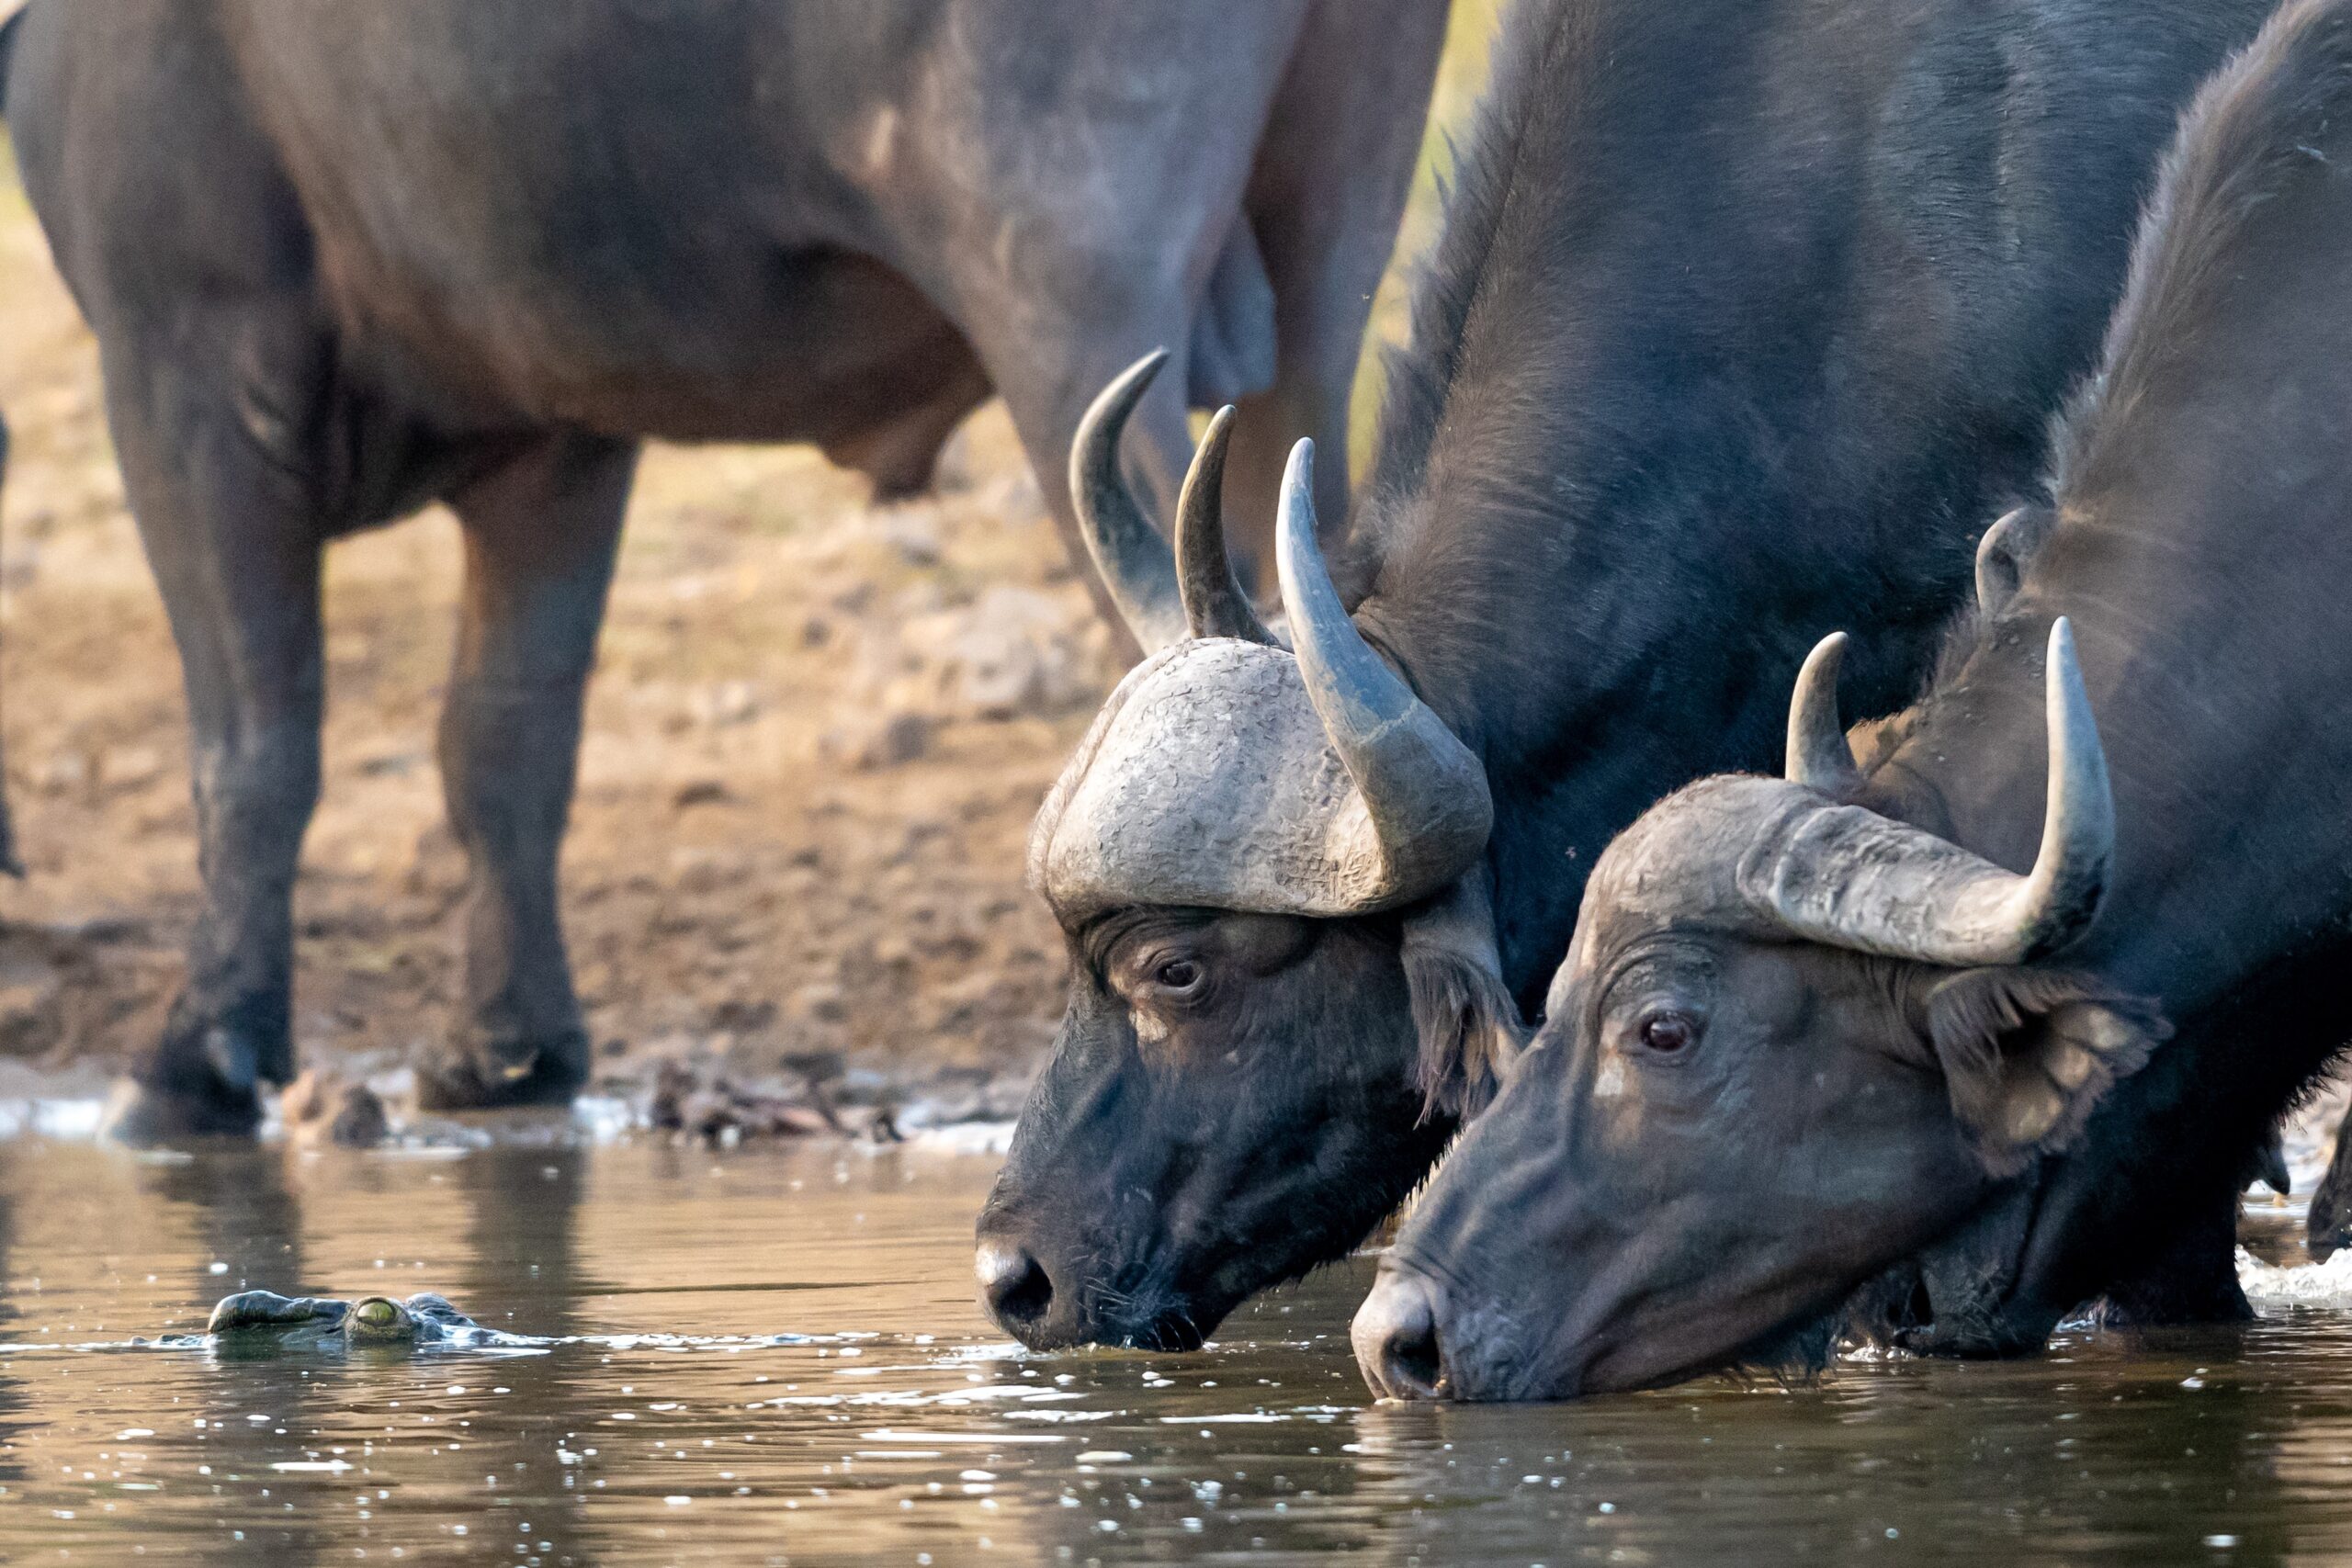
1219,0,1450,589
413,434,635,1111
986,323,1201,661
2092,1175,2254,1328
104,370,326,1140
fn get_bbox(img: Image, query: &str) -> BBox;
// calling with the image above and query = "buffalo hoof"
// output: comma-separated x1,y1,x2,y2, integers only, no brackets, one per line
413,1037,587,1112
101,1074,265,1145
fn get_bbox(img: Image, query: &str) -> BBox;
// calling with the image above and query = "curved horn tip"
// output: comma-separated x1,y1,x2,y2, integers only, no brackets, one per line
1283,438,1317,518
1104,347,1169,406
1175,407,1276,646
1069,349,1170,479
1069,349,1185,652
2015,615,2114,959
1273,441,1327,624
1198,403,1236,448
1786,631,1863,794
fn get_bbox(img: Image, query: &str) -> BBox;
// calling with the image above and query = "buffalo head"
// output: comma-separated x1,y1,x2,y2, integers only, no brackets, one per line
1354,622,2167,1399
977,355,1518,1348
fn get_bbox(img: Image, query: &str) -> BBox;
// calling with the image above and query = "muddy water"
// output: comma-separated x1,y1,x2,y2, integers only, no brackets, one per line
2,1137,2352,1565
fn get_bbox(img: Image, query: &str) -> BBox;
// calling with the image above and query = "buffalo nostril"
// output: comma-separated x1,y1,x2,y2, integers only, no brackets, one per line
1352,1270,1448,1400
1389,1318,1444,1396
976,1239,1054,1328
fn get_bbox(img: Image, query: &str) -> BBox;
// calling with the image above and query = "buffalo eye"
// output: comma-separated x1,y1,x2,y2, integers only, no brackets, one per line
1154,958,1204,995
1637,1010,1698,1055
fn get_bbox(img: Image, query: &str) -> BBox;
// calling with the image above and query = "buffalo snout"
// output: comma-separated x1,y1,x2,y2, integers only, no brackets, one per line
971,1199,1211,1351
1352,1259,1540,1401
1352,1263,1450,1400
974,1234,1057,1339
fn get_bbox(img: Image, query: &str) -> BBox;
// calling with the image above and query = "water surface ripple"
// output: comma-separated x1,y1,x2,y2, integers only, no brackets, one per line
3,1138,2350,1564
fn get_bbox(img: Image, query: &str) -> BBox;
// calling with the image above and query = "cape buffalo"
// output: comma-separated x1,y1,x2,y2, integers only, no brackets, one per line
0,0,1446,1135
975,0,2273,1351
1356,0,2352,1399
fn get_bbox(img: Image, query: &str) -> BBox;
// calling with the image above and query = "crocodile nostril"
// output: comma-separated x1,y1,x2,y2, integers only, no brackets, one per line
976,1238,1055,1329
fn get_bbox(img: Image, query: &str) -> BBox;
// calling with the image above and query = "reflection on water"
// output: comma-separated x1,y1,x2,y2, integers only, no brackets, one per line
3,1137,2352,1564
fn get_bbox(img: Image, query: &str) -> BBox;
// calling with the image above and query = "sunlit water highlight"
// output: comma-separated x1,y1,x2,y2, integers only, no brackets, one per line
4,1135,2352,1564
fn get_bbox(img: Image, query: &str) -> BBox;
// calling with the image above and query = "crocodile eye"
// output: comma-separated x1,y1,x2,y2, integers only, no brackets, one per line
355,1298,400,1328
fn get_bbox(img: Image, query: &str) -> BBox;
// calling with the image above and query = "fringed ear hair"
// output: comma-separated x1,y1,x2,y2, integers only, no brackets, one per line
1399,874,1526,1121
1918,965,2168,1179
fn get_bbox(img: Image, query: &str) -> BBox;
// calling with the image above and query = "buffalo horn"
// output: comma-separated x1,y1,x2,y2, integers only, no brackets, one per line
1276,439,1493,905
1757,618,2111,966
1785,632,1863,794
1069,350,1188,652
1175,406,1276,644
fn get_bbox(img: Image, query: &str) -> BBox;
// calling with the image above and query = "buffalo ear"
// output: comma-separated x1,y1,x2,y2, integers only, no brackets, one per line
1400,876,1527,1121
1919,966,2168,1179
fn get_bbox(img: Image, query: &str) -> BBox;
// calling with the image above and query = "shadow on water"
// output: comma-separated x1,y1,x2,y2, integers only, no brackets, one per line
3,1135,2352,1563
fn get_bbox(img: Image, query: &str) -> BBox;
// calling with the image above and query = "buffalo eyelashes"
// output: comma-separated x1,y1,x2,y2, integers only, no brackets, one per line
1637,1010,1699,1055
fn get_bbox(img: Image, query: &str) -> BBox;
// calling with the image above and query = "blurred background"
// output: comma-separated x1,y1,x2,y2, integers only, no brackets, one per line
0,3,1500,1123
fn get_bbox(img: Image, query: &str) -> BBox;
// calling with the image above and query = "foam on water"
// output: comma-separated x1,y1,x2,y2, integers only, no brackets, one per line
2238,1245,2352,1308
0,1096,107,1140
905,1119,1018,1156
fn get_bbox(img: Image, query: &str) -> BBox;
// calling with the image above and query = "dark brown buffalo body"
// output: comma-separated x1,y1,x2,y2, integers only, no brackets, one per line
0,0,1445,1134
976,0,2274,1352
1361,0,2352,1401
